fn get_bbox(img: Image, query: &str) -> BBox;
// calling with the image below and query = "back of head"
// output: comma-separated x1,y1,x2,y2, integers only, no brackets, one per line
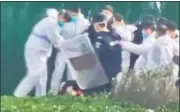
103,5,114,13
114,13,124,22
142,21,156,31
58,9,66,15
59,11,72,22
140,14,156,31
156,17,169,34
156,22,168,36
166,20,177,31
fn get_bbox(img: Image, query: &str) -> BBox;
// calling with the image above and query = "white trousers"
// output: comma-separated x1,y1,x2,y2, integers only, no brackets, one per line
121,51,130,72
49,52,67,95
14,48,49,97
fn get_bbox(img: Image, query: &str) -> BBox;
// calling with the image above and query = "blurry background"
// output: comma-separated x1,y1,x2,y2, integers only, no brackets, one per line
1,2,179,95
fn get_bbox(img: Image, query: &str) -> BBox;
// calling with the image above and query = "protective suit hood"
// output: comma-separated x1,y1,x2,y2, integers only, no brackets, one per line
156,35,171,46
46,8,58,19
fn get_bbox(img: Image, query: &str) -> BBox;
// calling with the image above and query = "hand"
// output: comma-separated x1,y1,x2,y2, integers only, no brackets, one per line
109,41,120,47
55,39,65,49
118,40,123,46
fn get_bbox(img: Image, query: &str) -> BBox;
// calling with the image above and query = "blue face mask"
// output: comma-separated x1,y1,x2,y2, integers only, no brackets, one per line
142,30,148,40
71,17,77,23
58,21,64,27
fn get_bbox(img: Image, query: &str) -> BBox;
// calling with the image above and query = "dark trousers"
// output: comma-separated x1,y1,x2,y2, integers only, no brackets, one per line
129,53,139,70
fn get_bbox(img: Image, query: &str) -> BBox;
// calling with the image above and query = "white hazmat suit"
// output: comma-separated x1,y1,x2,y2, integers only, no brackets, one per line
146,34,179,83
146,34,178,70
120,33,179,83
49,14,90,93
120,32,156,72
14,9,63,97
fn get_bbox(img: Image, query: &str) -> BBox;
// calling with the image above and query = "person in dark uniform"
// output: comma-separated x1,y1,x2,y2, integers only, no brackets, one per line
129,14,156,71
59,14,122,95
84,5,115,44
89,13,122,92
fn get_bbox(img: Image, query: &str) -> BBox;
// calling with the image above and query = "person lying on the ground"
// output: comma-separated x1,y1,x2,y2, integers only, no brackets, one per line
59,80,84,97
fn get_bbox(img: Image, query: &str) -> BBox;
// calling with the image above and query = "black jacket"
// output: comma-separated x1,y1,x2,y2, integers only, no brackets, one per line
93,31,122,80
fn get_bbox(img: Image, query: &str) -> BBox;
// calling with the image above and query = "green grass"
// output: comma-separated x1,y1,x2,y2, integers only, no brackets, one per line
1,94,179,112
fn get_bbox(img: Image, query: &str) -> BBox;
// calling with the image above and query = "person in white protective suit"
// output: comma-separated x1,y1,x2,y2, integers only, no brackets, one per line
112,13,135,71
13,8,71,97
119,20,178,84
61,7,90,40
48,10,74,95
49,6,90,95
165,20,179,50
119,20,157,73
165,20,179,82
140,22,179,85
145,23,178,71
166,21,178,39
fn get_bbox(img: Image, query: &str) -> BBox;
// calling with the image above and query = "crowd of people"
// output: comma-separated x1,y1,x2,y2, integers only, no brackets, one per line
13,5,179,97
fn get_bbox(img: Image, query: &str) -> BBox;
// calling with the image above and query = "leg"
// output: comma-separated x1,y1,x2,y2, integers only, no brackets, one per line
13,72,38,97
33,51,49,97
35,81,41,97
35,64,48,97
14,49,48,97
129,53,139,71
49,52,66,95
